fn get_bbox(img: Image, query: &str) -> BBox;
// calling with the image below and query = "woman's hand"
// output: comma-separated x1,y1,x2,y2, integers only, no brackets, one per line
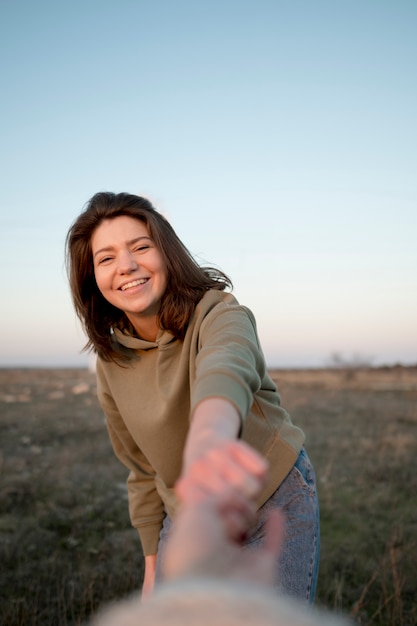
177,438,268,501
176,439,268,540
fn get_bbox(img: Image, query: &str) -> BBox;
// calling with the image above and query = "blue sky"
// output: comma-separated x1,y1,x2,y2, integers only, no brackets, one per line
1,0,416,367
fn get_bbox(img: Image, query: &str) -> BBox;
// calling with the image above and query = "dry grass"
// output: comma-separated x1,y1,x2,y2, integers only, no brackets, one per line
272,367,417,626
1,366,416,625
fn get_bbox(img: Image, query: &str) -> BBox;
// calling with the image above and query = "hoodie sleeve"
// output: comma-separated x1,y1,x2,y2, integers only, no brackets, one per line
191,302,274,421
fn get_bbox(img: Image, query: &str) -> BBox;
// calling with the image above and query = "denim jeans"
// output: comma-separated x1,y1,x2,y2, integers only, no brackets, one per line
244,447,320,603
155,448,320,604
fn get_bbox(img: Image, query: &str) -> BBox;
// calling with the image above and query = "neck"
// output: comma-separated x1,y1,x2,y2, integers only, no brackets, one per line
125,314,160,342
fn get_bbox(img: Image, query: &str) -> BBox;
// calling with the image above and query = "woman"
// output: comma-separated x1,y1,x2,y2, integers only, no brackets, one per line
66,191,320,602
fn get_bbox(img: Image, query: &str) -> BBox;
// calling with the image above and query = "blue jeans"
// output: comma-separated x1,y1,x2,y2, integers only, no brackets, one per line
156,448,320,603
245,447,320,603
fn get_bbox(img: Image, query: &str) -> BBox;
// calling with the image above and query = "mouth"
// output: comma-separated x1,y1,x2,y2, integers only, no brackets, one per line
119,278,149,291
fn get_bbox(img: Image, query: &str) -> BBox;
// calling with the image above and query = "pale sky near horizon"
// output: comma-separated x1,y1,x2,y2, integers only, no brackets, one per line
1,0,416,368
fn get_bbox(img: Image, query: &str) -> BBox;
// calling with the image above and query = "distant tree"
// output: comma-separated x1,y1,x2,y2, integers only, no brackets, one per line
327,351,374,369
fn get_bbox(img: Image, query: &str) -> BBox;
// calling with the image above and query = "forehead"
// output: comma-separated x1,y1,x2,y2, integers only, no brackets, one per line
91,216,150,250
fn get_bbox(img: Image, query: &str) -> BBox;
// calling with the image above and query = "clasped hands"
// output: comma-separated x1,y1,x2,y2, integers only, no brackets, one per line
165,438,284,586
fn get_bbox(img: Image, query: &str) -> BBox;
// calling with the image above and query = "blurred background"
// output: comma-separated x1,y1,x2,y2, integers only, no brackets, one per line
1,0,416,368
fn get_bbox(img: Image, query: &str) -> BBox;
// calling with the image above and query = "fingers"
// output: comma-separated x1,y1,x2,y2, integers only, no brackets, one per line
175,478,258,542
177,456,262,503
175,440,270,546
216,489,258,541
176,440,269,503
211,441,269,498
226,439,269,476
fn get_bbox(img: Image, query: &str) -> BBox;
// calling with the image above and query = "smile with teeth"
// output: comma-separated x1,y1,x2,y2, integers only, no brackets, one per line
120,278,148,291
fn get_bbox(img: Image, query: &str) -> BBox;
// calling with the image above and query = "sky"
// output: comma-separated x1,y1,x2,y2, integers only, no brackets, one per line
0,0,416,368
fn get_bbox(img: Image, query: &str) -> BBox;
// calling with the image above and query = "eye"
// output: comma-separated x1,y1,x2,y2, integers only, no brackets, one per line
97,255,113,265
134,245,150,252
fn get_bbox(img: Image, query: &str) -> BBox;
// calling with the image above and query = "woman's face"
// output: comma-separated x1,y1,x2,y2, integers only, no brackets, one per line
91,216,168,340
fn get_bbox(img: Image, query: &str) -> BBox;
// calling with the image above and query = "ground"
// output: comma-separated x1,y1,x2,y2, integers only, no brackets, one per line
1,366,416,625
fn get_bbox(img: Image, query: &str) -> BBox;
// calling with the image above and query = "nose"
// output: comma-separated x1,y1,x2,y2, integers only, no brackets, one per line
117,251,138,274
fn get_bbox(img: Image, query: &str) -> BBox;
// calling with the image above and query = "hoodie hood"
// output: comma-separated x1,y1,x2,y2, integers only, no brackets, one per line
112,327,176,351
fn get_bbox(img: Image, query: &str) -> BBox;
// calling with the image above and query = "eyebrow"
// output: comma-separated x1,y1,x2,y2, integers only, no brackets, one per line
93,236,152,259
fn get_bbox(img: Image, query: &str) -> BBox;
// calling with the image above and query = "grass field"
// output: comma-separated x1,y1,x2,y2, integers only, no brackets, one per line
1,366,416,625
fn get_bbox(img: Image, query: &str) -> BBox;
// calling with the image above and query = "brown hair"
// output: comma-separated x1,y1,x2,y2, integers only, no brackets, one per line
65,192,232,362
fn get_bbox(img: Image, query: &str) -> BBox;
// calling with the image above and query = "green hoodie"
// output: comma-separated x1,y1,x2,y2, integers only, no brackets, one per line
96,290,305,555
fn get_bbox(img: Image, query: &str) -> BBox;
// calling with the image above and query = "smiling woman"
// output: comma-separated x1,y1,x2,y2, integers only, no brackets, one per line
66,192,231,361
65,191,320,604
